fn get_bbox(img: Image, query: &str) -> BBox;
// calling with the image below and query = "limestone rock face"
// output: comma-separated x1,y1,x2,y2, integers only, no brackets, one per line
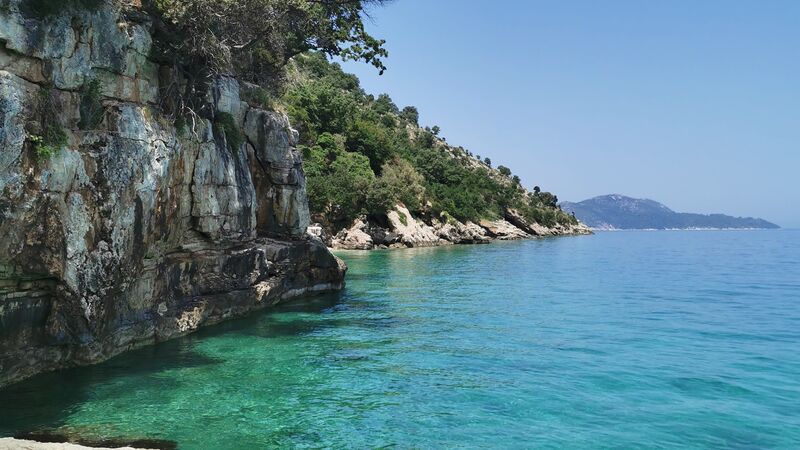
434,220,491,244
0,1,345,387
386,204,442,247
331,219,375,250
504,208,592,236
478,219,530,240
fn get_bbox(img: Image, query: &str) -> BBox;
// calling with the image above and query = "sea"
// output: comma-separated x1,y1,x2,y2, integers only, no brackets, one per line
1,230,799,449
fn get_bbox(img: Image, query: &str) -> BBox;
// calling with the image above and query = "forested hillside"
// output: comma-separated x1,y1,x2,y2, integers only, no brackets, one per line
278,53,578,235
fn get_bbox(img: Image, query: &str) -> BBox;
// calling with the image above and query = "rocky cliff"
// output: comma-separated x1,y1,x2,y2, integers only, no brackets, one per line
0,1,345,387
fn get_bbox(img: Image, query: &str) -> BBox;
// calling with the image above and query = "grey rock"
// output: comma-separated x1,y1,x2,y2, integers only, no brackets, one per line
0,0,344,387
331,219,374,250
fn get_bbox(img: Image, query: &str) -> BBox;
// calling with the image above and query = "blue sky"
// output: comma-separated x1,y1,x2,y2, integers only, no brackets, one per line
339,0,800,227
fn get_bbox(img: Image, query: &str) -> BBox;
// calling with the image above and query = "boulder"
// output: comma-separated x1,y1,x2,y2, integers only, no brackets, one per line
478,219,530,240
386,204,442,247
331,219,374,250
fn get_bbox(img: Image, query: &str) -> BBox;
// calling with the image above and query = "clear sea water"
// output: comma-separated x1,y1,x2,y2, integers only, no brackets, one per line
1,230,799,449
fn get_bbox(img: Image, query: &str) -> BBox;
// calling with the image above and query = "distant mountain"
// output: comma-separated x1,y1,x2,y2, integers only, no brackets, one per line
560,195,779,230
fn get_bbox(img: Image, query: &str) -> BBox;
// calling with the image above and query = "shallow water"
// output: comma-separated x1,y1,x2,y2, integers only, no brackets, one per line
1,230,799,449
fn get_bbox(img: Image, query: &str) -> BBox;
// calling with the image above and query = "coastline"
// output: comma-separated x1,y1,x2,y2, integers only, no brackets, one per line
321,205,592,251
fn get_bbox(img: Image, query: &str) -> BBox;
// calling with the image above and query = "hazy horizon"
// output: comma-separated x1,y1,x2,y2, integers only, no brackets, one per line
340,0,800,228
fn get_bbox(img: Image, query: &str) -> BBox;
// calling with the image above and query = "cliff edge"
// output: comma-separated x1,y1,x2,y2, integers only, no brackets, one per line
0,1,345,387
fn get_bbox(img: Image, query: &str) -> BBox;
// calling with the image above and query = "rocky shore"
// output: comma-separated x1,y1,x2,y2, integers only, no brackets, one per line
326,204,592,250
0,1,345,387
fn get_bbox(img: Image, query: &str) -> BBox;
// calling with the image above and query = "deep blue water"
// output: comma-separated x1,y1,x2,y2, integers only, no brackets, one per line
1,230,799,449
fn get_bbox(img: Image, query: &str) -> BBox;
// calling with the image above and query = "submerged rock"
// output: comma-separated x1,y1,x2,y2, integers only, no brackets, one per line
0,1,345,387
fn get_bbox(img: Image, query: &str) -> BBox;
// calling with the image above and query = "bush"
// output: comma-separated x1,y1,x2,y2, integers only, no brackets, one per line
30,86,68,161
242,86,273,110
301,133,378,224
345,118,395,173
400,106,419,125
397,210,408,226
373,93,399,115
379,156,426,213
28,135,58,160
285,80,357,143
365,178,396,214
213,112,244,151
78,79,104,130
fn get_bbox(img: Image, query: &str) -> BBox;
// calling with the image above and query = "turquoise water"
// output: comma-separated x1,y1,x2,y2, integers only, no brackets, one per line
1,230,800,449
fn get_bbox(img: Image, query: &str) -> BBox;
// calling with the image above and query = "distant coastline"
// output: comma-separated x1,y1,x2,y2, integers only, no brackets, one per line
561,195,779,231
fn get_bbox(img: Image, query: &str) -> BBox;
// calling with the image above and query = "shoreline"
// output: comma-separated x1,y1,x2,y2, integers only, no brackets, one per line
323,205,592,251
329,229,592,253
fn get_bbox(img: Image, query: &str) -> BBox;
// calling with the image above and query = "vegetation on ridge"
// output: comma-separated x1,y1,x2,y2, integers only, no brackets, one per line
279,53,578,230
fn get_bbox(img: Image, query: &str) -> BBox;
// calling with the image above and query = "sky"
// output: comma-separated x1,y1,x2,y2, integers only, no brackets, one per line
338,0,800,228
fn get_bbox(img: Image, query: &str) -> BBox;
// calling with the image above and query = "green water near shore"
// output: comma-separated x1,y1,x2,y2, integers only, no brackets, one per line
1,230,800,448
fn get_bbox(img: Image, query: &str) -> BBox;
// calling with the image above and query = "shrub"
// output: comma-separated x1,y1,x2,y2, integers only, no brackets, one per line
373,93,399,115
397,210,408,226
285,80,357,143
379,156,426,213
242,86,273,110
78,78,104,130
345,118,395,173
30,86,68,161
400,106,419,125
365,178,395,215
213,112,244,151
28,135,58,160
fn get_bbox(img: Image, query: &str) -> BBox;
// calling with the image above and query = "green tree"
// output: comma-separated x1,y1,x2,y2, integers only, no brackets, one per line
345,118,395,173
497,165,511,176
148,0,389,80
284,80,357,142
373,93,399,115
380,156,426,212
400,106,419,125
